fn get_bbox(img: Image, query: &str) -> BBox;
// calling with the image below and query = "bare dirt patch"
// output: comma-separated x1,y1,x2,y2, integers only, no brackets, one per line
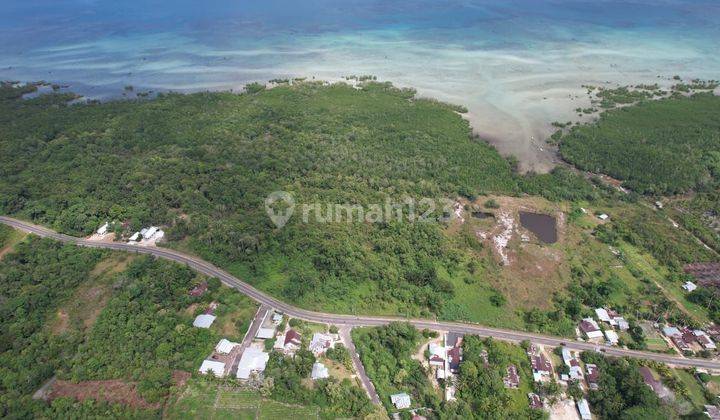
458,196,570,310
48,379,160,409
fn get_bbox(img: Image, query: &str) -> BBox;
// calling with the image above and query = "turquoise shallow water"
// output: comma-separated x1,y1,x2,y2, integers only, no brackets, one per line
1,0,719,170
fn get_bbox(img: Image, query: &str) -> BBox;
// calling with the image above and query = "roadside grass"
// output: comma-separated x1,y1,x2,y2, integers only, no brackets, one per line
166,379,319,419
0,225,27,260
673,369,708,412
619,242,710,324
212,290,259,342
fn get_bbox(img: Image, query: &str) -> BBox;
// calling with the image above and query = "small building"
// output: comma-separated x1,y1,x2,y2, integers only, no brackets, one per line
97,222,109,235
215,338,239,355
272,313,283,325
682,281,698,292
586,364,599,390
128,232,141,242
189,281,208,297
143,226,158,239
236,348,270,380
694,330,717,350
663,326,681,337
562,348,583,380
391,392,412,410
428,341,445,367
580,318,603,339
256,327,276,340
199,360,226,377
595,308,615,326
193,314,216,329
284,329,302,353
528,393,543,409
311,362,330,380
503,365,520,389
671,336,692,352
704,405,720,420
447,346,462,374
309,332,335,355
577,398,592,420
615,317,630,331
530,354,552,382
605,329,619,346
598,213,609,220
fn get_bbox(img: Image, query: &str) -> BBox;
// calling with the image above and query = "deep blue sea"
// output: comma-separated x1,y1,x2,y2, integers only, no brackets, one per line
2,0,719,169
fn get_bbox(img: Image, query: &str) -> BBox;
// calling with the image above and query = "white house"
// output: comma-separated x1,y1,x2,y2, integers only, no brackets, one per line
605,330,619,346
256,327,276,339
562,348,583,380
577,398,592,420
311,362,330,380
215,338,239,354
143,226,158,239
193,314,216,329
391,393,411,409
199,360,226,377
97,222,109,235
682,281,698,292
129,232,141,242
595,308,613,325
309,333,335,355
615,317,630,331
236,348,270,380
598,213,609,221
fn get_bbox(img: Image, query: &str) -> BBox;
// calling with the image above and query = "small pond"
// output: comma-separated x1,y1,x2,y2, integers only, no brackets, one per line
471,211,495,220
519,211,557,244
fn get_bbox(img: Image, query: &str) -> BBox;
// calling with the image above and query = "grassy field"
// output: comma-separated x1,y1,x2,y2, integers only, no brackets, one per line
166,380,319,419
0,225,27,259
619,242,710,324
672,369,708,414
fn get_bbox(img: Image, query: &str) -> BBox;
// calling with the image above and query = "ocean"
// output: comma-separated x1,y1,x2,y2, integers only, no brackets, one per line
2,0,719,170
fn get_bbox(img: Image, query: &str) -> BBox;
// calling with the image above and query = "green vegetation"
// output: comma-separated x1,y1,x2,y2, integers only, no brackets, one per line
0,80,524,320
354,324,546,418
580,352,673,419
0,237,102,404
0,224,12,248
263,348,372,418
166,379,319,420
353,323,437,412
560,93,720,195
446,336,545,419
62,257,237,402
0,235,261,417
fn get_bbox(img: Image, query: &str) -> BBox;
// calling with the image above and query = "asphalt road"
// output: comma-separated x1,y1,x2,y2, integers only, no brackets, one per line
3,215,720,370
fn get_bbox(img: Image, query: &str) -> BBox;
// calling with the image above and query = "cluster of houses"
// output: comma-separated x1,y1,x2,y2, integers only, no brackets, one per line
577,307,629,346
193,304,340,383
662,325,717,354
423,332,464,406
526,343,598,419
128,226,164,245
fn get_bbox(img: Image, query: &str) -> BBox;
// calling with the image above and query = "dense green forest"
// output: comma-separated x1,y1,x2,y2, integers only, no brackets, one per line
0,238,102,405
0,80,526,319
560,92,720,195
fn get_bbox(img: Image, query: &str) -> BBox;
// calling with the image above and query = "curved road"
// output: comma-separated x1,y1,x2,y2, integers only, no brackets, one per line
2,215,720,370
